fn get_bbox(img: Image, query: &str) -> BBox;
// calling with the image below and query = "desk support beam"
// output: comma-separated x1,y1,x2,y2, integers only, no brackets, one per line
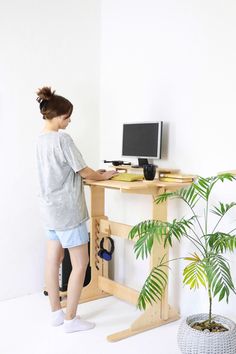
100,219,132,239
98,276,139,305
152,188,169,320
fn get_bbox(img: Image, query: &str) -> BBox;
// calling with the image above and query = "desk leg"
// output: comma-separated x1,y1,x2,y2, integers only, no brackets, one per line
107,306,179,342
152,188,169,320
61,186,110,306
80,186,110,302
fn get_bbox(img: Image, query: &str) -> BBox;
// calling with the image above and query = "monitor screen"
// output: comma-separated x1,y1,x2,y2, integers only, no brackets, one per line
122,122,163,159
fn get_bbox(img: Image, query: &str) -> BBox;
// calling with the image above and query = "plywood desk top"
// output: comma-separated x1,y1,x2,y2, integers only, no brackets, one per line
84,179,191,193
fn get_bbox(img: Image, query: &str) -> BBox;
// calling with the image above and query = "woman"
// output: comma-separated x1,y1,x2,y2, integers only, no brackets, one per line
36,87,116,333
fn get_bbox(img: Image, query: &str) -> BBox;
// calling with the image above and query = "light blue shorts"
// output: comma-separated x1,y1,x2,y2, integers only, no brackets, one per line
46,223,89,248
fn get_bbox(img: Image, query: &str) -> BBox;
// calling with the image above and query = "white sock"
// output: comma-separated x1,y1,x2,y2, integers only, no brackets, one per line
64,317,95,333
51,309,65,326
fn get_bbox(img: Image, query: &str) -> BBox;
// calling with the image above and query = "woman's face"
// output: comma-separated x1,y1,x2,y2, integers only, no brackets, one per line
58,114,71,129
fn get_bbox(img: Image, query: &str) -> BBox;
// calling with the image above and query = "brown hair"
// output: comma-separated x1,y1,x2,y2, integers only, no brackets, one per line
36,86,73,120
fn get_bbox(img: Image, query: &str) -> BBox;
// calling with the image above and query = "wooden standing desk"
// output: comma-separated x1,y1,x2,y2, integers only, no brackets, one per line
64,179,190,341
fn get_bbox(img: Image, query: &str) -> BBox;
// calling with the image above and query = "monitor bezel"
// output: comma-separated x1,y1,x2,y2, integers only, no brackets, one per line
121,121,163,160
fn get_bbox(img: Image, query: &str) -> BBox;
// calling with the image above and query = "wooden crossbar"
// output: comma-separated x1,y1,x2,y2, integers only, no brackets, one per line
98,276,139,305
99,219,132,239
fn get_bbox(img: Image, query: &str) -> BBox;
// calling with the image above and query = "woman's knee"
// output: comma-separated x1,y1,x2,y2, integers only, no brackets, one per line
46,254,62,268
46,241,64,267
69,244,89,267
72,257,89,274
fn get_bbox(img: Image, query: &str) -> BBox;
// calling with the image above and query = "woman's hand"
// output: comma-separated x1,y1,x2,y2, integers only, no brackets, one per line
96,169,106,174
101,170,118,180
79,167,118,181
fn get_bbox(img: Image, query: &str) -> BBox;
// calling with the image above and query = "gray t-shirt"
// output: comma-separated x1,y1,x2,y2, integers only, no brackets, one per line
36,131,89,230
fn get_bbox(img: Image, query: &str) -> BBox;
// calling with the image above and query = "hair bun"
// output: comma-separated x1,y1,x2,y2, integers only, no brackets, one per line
36,86,55,102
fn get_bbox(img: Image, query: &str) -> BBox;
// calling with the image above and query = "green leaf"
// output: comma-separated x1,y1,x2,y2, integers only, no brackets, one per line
129,218,194,259
154,184,200,209
184,252,201,262
206,255,236,303
207,233,236,253
192,176,212,200
211,202,236,217
183,255,207,289
137,264,168,310
217,173,236,182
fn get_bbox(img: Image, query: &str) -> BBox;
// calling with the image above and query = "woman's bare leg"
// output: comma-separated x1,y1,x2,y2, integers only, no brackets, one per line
65,243,89,320
45,240,64,311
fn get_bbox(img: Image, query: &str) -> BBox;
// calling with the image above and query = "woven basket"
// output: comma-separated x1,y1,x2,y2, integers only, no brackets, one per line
177,313,236,354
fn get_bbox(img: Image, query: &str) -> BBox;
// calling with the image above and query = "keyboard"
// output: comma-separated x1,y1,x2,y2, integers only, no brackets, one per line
111,173,144,182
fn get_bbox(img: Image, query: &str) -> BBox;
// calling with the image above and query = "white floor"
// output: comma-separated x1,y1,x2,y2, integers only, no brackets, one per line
0,293,182,354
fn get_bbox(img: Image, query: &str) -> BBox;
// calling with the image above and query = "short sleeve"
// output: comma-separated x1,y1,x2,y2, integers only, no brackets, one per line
60,133,87,172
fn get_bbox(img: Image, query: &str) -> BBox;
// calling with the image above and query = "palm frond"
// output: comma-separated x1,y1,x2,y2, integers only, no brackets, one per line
211,202,236,217
164,217,194,247
207,173,236,198
183,253,207,289
129,218,194,259
217,173,236,182
192,174,235,201
155,184,200,209
155,191,177,204
155,174,235,206
137,263,168,310
192,176,212,200
205,254,236,302
207,232,236,253
129,220,168,259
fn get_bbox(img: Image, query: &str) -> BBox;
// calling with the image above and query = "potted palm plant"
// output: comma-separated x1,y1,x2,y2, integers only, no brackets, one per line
129,173,236,354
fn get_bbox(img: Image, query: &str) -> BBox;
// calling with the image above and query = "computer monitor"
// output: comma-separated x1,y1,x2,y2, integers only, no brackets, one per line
122,121,163,166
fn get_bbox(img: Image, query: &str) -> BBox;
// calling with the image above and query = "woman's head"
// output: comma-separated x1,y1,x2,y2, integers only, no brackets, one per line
36,87,73,128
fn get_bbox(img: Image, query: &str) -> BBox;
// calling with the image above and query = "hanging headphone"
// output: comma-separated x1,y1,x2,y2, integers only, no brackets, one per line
98,237,115,261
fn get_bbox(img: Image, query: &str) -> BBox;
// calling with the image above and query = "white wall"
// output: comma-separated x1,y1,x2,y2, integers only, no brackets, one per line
0,0,100,300
100,0,236,318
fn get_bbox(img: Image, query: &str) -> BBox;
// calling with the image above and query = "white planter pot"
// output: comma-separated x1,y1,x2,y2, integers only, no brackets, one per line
177,313,236,354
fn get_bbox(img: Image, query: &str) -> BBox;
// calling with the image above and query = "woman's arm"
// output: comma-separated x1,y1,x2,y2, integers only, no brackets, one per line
79,167,118,181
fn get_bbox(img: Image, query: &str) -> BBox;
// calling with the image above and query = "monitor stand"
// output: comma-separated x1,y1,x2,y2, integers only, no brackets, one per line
132,158,149,168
